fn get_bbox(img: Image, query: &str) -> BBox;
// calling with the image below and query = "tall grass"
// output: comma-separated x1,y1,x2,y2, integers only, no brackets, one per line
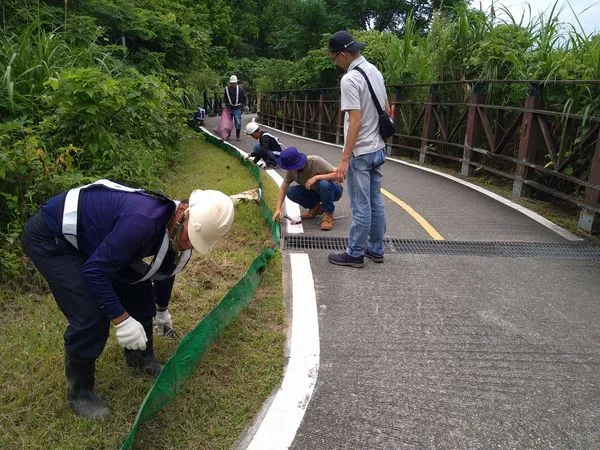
280,0,598,104
0,24,71,116
0,22,119,119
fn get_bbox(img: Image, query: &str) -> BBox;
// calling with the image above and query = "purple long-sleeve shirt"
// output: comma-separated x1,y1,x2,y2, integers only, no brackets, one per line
42,186,176,319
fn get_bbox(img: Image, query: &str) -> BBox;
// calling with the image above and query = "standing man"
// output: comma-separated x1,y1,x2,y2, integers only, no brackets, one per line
327,30,388,268
224,74,247,141
244,120,284,168
272,147,343,231
22,180,235,419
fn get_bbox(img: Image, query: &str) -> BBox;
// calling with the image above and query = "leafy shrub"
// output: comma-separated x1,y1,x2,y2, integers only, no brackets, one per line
250,58,294,94
0,66,185,283
0,121,66,280
40,66,185,186
287,49,337,90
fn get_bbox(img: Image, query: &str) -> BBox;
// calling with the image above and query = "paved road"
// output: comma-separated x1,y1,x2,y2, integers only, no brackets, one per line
205,116,600,450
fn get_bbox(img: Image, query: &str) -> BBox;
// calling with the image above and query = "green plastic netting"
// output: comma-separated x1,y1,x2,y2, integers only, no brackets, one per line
120,131,280,449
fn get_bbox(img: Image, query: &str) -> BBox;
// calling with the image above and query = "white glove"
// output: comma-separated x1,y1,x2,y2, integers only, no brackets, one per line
154,309,173,337
115,317,147,350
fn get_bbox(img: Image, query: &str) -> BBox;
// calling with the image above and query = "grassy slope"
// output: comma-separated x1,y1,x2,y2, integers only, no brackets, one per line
0,136,284,449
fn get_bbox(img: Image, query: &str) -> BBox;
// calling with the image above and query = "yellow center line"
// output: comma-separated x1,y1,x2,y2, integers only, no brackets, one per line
381,188,445,241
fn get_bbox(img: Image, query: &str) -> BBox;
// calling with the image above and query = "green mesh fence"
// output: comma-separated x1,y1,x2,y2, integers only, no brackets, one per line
120,131,280,449
204,132,281,245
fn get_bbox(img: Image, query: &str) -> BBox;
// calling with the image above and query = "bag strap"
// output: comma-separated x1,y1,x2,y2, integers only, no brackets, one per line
353,66,385,116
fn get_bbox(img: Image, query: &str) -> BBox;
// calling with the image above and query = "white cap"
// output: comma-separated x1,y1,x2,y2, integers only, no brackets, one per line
245,121,260,135
229,75,238,83
187,190,234,254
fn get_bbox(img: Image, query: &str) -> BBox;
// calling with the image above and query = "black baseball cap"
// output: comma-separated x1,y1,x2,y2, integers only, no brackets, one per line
328,30,366,53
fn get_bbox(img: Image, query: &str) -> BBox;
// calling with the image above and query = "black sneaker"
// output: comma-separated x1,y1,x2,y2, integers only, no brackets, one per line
328,252,364,268
365,248,384,263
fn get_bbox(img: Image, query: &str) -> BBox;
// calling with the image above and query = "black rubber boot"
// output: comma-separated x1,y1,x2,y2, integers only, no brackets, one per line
124,320,163,377
65,356,111,419
236,129,241,141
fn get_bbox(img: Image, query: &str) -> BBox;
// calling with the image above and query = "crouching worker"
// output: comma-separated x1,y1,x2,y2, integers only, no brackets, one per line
244,121,284,168
272,147,343,231
193,105,206,127
21,180,234,419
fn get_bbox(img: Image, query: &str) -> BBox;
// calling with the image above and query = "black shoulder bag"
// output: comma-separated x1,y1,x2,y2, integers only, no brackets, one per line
353,66,396,139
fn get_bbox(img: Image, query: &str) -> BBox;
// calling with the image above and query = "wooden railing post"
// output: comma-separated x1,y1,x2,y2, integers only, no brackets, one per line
335,93,343,144
420,85,438,164
513,83,542,198
461,83,485,176
317,90,324,141
283,94,288,132
291,92,296,134
265,95,271,126
578,130,600,233
303,92,308,137
273,94,277,128
390,86,402,156
278,93,283,130
262,96,268,126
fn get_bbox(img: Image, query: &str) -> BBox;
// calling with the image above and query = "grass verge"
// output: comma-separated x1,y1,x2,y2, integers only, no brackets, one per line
0,135,285,449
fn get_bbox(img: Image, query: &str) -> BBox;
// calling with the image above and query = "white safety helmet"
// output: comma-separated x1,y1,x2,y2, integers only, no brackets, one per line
245,121,260,135
187,190,234,254
229,75,238,84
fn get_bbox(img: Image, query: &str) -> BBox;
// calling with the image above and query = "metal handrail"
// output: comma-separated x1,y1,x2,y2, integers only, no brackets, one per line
266,79,600,94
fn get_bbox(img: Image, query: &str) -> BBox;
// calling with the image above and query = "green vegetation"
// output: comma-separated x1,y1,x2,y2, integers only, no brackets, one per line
0,0,598,446
0,137,285,449
284,4,600,92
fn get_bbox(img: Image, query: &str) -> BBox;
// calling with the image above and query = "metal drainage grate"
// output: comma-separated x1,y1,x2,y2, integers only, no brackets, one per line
283,235,600,261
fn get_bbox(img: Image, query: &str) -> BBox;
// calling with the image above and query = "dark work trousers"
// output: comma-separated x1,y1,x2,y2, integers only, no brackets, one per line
22,210,156,361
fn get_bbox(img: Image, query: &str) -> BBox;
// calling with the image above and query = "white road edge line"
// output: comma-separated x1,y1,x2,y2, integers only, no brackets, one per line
246,253,320,450
201,126,317,449
260,123,582,242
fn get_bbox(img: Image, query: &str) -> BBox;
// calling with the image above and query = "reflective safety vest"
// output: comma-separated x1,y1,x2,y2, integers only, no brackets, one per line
261,132,284,158
225,85,241,107
62,179,191,283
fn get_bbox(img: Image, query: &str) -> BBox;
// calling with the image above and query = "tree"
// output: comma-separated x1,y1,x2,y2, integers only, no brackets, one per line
324,0,467,35
226,0,260,57
263,0,331,59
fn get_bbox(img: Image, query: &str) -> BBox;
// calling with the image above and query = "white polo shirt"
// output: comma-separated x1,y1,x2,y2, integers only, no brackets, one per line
340,55,386,156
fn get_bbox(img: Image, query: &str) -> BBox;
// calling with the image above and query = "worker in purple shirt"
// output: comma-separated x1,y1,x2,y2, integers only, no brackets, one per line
21,179,235,419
